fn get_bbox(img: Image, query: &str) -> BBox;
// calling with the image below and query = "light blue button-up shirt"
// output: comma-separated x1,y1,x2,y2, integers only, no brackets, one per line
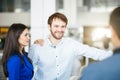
28,37,112,80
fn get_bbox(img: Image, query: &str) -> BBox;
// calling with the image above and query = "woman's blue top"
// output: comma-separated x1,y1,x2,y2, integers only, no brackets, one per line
7,53,34,80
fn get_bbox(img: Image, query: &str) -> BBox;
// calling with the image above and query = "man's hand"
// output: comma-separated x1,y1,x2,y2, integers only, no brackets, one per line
34,39,44,46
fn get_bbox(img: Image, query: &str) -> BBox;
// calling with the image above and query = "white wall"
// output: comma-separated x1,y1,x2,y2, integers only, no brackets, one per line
64,0,77,26
57,0,77,27
30,0,55,44
77,12,110,27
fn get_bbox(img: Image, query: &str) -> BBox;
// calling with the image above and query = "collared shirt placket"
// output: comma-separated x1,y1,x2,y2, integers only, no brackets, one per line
54,47,60,80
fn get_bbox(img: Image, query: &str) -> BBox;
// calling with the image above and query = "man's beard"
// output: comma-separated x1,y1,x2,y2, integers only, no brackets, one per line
50,30,64,40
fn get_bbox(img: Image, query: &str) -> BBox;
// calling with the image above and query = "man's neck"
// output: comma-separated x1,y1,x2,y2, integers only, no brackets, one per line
49,36,62,46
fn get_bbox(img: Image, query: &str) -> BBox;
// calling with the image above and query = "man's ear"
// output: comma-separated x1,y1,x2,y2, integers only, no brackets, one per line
48,25,50,30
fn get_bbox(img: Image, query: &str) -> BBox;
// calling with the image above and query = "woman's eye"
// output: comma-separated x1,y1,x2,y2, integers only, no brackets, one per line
25,33,30,37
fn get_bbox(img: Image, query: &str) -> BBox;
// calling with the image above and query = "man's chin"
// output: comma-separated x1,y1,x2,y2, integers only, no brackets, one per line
52,34,63,40
56,37,62,40
55,36,62,40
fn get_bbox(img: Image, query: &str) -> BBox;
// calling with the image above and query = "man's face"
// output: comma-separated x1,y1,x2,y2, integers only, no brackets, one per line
49,18,67,40
110,25,119,47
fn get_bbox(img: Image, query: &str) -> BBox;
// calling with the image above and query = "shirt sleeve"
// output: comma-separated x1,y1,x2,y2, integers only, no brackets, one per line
73,40,113,61
28,44,40,75
7,56,21,80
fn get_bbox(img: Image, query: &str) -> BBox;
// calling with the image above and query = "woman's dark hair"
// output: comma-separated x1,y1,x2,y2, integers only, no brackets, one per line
2,23,29,77
110,7,120,38
48,12,68,26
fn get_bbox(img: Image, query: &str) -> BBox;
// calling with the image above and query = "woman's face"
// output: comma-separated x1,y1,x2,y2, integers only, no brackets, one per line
18,28,30,48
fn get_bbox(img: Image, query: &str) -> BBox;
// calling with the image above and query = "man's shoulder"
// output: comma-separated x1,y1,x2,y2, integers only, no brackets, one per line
81,62,104,80
63,37,78,42
31,44,42,47
84,55,119,72
63,38,82,46
81,55,120,80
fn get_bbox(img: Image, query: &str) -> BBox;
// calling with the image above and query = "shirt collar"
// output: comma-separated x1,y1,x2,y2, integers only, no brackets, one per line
46,36,64,48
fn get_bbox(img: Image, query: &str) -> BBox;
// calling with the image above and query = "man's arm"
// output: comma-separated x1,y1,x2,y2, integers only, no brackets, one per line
34,39,44,46
28,44,41,79
73,40,113,61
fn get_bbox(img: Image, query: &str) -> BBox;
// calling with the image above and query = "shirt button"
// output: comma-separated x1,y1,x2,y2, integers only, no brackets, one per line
57,65,59,66
56,56,58,58
57,73,59,75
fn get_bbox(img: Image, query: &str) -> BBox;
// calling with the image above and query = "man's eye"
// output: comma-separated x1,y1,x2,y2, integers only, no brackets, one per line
61,26,65,28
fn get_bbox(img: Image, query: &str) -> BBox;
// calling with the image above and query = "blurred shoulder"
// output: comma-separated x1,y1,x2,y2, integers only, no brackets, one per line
30,44,42,50
7,54,21,64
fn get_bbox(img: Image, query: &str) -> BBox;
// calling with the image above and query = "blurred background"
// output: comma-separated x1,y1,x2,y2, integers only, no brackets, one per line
0,0,120,80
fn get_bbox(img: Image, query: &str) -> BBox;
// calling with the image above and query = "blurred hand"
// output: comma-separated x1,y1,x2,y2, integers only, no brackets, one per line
34,39,44,46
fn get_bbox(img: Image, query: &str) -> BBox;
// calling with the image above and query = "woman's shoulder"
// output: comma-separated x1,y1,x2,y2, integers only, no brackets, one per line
7,54,22,71
7,54,21,64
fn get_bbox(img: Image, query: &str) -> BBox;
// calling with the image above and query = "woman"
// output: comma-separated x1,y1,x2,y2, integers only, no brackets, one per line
2,23,33,80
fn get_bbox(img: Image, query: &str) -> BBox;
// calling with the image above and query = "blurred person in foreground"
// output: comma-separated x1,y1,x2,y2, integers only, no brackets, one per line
80,6,120,80
28,12,112,80
2,23,34,80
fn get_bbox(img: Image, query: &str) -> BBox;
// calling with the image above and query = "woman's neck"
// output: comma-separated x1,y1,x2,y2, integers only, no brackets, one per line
19,46,24,54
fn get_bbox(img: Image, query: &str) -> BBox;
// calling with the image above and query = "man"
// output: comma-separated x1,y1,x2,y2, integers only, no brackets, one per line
80,7,120,80
28,12,112,80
